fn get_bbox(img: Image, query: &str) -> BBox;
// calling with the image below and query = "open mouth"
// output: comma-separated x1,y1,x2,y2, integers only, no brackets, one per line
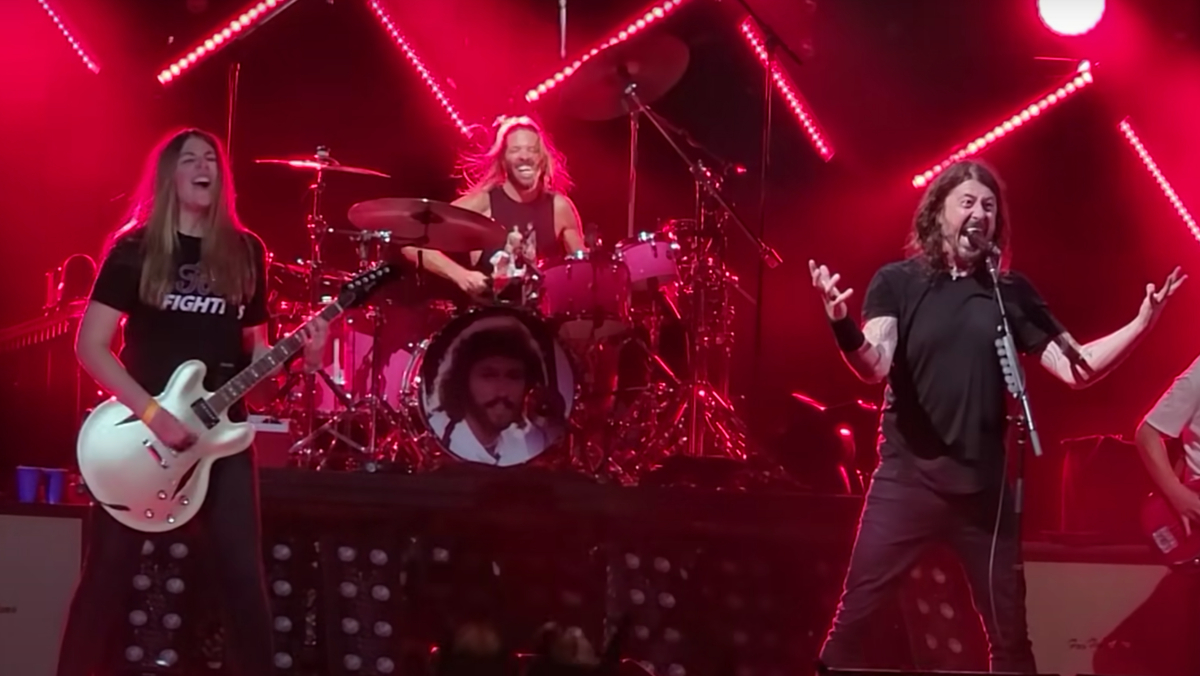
192,176,213,188
515,166,535,178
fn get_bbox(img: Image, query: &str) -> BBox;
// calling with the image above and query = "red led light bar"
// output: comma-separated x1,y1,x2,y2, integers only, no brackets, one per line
740,18,833,162
157,0,296,85
1118,117,1198,242
35,0,100,74
912,60,1094,188
524,0,694,104
366,0,472,138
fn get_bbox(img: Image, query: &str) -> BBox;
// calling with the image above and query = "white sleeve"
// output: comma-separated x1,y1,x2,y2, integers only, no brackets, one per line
1144,355,1200,438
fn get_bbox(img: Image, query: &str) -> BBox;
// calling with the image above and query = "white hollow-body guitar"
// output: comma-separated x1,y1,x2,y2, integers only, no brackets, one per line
76,264,394,533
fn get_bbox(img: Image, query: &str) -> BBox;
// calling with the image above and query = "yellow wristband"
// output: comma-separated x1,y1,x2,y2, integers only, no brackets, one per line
141,400,160,425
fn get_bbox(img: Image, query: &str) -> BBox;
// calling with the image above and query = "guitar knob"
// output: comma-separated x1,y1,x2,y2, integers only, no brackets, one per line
158,491,168,500
180,496,190,506
144,509,154,519
166,515,176,524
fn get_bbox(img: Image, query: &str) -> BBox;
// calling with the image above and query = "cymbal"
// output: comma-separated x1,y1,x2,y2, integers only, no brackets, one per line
559,34,690,121
346,198,507,252
255,154,390,178
268,258,352,282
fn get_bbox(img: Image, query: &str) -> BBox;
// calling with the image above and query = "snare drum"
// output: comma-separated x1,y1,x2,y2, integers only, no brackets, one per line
615,231,680,291
402,306,576,467
537,252,631,342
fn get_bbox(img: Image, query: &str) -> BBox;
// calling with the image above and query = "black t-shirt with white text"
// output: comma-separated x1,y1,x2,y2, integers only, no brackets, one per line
862,258,1065,493
89,230,269,421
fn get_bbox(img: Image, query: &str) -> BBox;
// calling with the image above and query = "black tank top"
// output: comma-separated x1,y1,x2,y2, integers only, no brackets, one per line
480,186,559,267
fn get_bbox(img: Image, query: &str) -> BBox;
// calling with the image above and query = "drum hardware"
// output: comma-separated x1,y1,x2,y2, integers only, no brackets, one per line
609,81,779,461
557,34,689,237
347,197,508,253
256,148,403,468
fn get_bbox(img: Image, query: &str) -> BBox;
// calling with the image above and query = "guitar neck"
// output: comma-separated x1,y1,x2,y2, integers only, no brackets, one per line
206,301,343,416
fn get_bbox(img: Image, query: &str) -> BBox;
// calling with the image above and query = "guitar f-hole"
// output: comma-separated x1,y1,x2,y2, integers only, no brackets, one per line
172,460,200,500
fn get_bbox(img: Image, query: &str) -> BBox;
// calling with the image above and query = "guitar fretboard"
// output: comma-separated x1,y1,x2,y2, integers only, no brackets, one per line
206,301,343,415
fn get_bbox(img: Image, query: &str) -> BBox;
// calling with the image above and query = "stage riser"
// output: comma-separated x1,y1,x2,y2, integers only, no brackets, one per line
5,470,1198,676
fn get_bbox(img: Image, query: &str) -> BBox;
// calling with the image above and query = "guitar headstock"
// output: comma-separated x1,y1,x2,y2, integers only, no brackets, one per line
337,264,398,309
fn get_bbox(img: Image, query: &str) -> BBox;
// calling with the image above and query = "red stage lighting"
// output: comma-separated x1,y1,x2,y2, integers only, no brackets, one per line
1038,0,1105,37
912,60,1093,189
366,0,472,138
523,0,694,104
156,0,296,85
35,0,100,74
1118,117,1198,243
739,18,833,162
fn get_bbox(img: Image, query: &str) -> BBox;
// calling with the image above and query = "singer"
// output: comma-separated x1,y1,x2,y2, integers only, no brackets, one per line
809,160,1184,673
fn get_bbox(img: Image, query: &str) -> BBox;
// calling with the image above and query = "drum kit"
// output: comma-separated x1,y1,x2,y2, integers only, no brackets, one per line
253,33,787,485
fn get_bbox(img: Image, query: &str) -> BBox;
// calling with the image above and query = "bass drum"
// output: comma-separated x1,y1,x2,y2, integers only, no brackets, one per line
401,306,577,467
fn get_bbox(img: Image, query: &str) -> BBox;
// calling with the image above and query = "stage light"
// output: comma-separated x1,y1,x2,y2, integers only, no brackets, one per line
739,18,834,162
899,550,988,669
1038,0,1105,37
122,539,193,672
912,60,1094,188
524,0,694,104
156,0,297,85
1118,117,1199,243
34,0,100,74
267,535,321,673
366,0,472,138
321,537,401,675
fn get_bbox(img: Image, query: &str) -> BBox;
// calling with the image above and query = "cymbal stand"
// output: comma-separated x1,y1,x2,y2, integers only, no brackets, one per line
622,84,781,459
300,146,333,443
627,108,640,238
286,149,399,468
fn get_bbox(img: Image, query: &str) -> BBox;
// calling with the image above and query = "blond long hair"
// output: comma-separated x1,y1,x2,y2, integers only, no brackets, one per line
108,128,256,306
455,115,573,196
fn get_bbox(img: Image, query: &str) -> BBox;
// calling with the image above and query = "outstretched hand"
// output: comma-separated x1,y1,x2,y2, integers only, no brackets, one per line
809,259,853,321
1138,266,1187,327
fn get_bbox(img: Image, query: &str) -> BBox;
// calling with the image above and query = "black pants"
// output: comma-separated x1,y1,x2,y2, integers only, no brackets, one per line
819,475,1036,673
56,452,272,676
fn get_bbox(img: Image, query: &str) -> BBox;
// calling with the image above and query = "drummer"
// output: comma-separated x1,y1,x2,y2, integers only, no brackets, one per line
400,115,586,297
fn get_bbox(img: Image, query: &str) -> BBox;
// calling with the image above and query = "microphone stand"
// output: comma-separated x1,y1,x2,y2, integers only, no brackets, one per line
981,252,1043,529
623,83,779,457
623,86,782,269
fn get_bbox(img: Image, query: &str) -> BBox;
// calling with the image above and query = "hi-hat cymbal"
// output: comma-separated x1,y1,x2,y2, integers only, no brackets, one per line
560,34,690,121
255,154,390,178
346,198,507,252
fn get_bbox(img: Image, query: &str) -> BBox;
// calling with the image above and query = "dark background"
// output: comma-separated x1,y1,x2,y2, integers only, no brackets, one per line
2,0,1199,533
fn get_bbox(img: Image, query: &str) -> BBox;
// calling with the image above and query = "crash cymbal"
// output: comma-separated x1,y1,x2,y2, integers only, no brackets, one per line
255,154,390,178
346,198,507,252
560,34,690,121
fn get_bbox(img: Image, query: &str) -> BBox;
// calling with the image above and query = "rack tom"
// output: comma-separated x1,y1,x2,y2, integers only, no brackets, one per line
536,252,631,343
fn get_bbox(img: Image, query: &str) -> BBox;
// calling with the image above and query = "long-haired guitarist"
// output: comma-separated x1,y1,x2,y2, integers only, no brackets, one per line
809,160,1184,673
1136,355,1200,533
56,128,328,676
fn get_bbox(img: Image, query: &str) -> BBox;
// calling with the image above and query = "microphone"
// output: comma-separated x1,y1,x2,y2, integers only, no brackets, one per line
963,220,1000,257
